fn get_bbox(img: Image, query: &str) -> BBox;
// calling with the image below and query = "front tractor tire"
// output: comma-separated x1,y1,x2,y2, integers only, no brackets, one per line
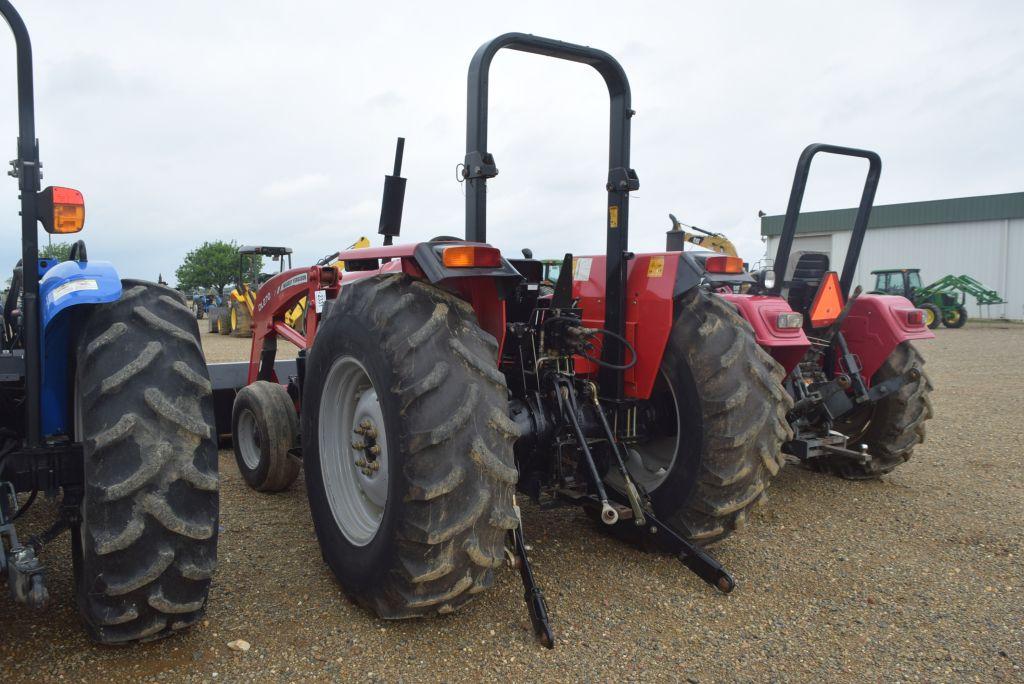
943,305,968,329
613,288,792,544
74,280,218,644
920,303,942,330
828,342,933,479
231,381,301,492
302,274,518,618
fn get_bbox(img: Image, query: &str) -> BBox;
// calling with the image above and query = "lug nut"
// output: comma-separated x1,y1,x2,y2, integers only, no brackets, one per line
369,445,381,457
352,441,365,450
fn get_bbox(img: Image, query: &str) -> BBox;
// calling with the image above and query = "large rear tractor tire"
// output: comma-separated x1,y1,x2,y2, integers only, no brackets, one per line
607,288,792,543
302,274,518,618
828,342,933,479
73,280,218,644
232,381,301,492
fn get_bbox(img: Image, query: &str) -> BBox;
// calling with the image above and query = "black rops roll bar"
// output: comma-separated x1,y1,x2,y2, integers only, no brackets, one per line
772,143,881,300
464,33,639,399
1,0,44,446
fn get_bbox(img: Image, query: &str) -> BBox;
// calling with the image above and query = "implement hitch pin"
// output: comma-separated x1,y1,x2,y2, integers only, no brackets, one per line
600,502,619,525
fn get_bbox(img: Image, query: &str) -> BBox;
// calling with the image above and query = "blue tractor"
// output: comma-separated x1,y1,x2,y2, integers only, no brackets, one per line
0,1,218,643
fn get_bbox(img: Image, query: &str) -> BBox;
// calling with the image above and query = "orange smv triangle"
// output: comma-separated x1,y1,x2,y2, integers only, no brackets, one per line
809,271,844,328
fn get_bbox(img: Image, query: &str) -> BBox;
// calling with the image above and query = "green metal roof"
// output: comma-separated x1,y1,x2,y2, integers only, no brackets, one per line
760,191,1024,237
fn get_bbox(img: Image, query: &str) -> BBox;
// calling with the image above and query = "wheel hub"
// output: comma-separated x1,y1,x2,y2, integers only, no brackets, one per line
350,391,387,509
237,408,264,470
319,356,390,546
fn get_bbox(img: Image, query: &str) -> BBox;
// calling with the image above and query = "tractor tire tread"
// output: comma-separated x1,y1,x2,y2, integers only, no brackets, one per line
306,274,516,618
231,381,301,492
821,342,932,479
74,279,218,645
669,288,791,543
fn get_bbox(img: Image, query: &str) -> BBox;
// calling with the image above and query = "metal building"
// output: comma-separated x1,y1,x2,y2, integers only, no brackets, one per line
761,191,1024,320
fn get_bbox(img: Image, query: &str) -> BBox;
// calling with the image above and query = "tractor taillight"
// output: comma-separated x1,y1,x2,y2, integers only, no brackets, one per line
705,255,743,274
906,309,924,326
776,312,804,329
441,245,501,268
38,186,85,234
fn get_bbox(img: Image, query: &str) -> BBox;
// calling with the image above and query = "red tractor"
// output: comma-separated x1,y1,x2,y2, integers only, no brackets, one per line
212,34,796,647
674,144,934,478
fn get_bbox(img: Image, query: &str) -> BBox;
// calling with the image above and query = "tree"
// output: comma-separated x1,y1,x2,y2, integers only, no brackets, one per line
39,241,72,261
175,240,265,295
176,240,244,296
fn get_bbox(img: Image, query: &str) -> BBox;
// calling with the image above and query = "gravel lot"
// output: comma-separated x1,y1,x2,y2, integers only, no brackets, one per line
2,325,1021,682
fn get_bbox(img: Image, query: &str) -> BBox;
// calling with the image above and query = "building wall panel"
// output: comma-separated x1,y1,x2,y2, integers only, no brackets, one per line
766,219,1021,319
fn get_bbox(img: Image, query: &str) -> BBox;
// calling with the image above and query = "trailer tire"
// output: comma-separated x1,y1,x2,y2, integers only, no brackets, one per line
828,342,932,479
603,288,791,544
72,280,218,644
920,303,942,329
232,381,301,492
942,305,967,329
302,274,517,618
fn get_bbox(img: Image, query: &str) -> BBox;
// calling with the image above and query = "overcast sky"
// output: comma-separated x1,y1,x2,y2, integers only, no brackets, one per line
1,1,1021,284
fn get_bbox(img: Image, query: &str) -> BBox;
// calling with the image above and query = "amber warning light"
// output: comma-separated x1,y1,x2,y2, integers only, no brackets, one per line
441,245,501,269
704,255,744,274
38,186,85,234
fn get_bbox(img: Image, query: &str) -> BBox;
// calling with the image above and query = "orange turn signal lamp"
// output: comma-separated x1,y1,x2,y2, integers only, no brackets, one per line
704,255,744,274
441,245,501,269
37,186,85,234
809,271,844,328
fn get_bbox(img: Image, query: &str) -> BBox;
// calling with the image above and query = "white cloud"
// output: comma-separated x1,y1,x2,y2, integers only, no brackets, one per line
0,0,1020,283
261,174,331,199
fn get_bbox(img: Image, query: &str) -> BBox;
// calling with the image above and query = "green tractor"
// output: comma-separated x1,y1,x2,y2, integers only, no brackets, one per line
871,268,1005,329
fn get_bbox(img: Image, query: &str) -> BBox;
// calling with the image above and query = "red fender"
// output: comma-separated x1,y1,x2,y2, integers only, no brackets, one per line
840,294,933,383
718,294,810,374
572,254,677,400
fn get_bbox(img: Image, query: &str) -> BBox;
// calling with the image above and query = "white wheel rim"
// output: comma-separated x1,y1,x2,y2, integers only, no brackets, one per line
237,408,262,470
318,356,389,546
609,370,680,492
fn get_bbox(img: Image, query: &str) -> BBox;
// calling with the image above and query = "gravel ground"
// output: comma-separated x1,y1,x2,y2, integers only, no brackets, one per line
2,325,1021,682
199,330,298,364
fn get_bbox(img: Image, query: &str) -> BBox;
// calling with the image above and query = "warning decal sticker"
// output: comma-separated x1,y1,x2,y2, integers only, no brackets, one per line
647,256,665,278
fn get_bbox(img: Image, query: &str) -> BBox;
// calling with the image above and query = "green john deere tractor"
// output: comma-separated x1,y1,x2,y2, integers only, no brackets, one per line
871,268,1005,329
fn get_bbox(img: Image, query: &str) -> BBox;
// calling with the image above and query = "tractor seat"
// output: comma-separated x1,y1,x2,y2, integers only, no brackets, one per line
508,258,542,284
790,252,830,282
784,251,830,313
